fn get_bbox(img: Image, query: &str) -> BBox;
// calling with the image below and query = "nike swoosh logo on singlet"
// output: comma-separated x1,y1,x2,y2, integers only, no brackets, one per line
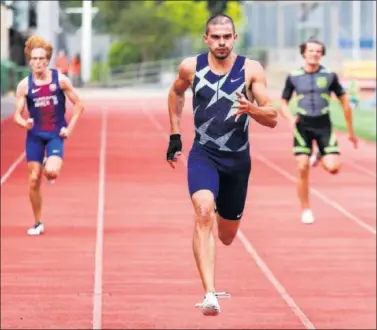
32,88,40,94
230,77,242,83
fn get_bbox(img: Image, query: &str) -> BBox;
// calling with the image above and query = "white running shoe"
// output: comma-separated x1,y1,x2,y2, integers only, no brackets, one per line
27,222,44,235
195,291,231,316
301,209,315,224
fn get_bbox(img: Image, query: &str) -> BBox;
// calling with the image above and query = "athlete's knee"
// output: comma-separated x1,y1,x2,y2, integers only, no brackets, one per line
218,232,236,246
328,165,340,174
28,164,42,190
322,155,341,174
28,173,41,190
44,156,62,176
325,161,341,174
298,163,309,175
195,203,216,228
217,215,240,246
192,191,216,229
296,156,310,175
44,169,59,179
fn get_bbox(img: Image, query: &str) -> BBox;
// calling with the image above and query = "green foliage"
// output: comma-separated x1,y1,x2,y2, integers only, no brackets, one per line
95,1,132,33
150,1,210,37
225,1,244,28
91,61,109,82
108,40,142,69
59,0,81,9
96,0,244,66
1,61,30,94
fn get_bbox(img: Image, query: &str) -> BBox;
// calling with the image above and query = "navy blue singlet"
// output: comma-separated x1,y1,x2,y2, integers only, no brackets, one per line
192,52,250,155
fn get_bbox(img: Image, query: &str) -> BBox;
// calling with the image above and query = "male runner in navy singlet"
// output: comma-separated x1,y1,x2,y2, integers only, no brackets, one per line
13,35,84,236
166,15,278,316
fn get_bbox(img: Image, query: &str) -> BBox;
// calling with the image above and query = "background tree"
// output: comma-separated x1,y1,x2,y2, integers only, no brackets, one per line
60,0,244,67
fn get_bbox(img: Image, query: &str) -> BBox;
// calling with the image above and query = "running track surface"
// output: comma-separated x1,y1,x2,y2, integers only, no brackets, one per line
1,93,376,329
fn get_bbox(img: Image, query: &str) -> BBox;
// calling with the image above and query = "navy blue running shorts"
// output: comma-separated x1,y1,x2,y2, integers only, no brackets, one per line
187,142,251,220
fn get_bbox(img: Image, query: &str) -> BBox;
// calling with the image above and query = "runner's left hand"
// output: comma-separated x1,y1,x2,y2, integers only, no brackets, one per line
349,134,358,149
166,134,182,169
59,127,70,139
232,92,252,122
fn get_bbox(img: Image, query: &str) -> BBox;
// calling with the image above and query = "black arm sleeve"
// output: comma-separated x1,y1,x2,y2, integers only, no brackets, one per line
329,73,346,97
281,75,295,101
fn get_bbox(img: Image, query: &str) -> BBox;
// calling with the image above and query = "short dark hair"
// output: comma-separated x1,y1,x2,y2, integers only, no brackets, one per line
299,37,326,56
205,14,235,35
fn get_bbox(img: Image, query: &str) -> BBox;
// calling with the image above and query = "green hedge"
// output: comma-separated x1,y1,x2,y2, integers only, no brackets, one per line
1,61,30,95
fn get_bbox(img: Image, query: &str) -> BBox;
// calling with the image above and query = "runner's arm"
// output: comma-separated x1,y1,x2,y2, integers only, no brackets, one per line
338,94,355,137
168,58,193,135
13,79,28,129
247,61,277,128
59,73,84,134
279,75,297,123
330,74,355,138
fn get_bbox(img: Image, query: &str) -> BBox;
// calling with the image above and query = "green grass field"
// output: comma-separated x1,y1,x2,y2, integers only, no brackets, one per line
282,100,376,142
329,101,376,142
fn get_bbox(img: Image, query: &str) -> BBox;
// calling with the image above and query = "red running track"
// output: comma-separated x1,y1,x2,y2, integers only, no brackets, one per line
1,97,376,329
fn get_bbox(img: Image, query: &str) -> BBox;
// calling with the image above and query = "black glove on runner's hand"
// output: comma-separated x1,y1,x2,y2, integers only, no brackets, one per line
166,134,182,161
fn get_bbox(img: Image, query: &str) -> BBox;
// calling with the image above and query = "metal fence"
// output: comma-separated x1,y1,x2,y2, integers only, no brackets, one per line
87,47,267,88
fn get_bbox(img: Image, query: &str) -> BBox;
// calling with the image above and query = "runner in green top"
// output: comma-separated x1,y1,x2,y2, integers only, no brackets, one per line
279,37,358,225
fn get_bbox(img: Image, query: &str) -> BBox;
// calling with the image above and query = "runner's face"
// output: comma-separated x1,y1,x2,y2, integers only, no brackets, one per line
30,48,49,74
304,42,323,65
204,23,237,60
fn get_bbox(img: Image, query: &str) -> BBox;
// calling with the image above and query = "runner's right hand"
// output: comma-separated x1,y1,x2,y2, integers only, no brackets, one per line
166,134,182,169
348,134,358,149
25,118,34,130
